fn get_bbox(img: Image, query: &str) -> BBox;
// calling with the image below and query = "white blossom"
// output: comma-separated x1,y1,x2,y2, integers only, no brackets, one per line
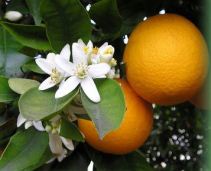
35,44,71,90
47,116,74,162
55,42,110,103
4,11,23,21
17,114,45,131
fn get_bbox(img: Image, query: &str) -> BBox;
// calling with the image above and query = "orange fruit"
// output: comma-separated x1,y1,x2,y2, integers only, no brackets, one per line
123,13,209,105
78,79,153,154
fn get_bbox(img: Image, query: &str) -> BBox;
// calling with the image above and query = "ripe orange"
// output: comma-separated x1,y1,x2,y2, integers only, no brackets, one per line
78,79,153,154
123,14,209,105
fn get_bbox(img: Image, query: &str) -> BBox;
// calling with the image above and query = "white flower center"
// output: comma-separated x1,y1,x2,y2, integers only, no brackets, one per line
74,63,88,79
50,68,61,84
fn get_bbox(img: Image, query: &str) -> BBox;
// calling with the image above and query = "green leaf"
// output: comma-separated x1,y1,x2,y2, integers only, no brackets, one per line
90,0,122,39
81,79,125,139
60,119,84,142
117,0,146,35
18,46,38,57
40,0,92,52
8,78,40,94
52,145,90,171
19,88,79,120
0,26,30,77
0,21,51,51
22,60,45,74
0,76,17,103
87,147,154,171
0,128,52,171
25,0,42,25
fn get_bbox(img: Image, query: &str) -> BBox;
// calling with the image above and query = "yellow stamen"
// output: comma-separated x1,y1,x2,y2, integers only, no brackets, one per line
50,68,61,84
92,47,99,55
75,63,88,79
83,46,89,54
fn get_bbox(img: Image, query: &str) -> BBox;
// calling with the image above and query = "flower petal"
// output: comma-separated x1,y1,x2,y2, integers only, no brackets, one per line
46,157,56,164
107,68,116,78
46,53,56,65
77,39,86,48
57,149,67,162
87,40,93,49
94,75,106,79
98,42,108,51
55,56,75,75
39,77,56,90
60,44,71,61
33,121,45,131
88,63,110,78
72,43,88,65
49,134,63,154
91,55,100,64
4,11,23,22
55,76,80,98
17,114,26,127
81,77,100,103
25,121,33,129
35,58,54,75
60,136,74,150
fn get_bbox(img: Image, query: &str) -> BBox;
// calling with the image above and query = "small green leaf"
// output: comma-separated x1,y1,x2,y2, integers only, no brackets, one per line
40,0,92,52
19,88,79,120
8,78,40,94
0,21,51,51
0,128,52,171
90,0,122,39
22,60,45,74
81,79,125,139
87,146,154,171
0,76,17,103
25,0,42,25
60,119,84,142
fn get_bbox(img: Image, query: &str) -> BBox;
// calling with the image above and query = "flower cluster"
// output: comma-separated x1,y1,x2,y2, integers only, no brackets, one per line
17,39,118,162
35,39,117,103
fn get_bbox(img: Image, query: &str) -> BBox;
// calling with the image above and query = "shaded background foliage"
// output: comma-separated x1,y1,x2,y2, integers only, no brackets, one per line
0,0,208,170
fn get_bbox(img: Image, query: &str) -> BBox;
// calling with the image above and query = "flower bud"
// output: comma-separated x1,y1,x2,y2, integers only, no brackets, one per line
4,11,23,21
110,58,117,67
100,45,115,63
24,121,33,129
